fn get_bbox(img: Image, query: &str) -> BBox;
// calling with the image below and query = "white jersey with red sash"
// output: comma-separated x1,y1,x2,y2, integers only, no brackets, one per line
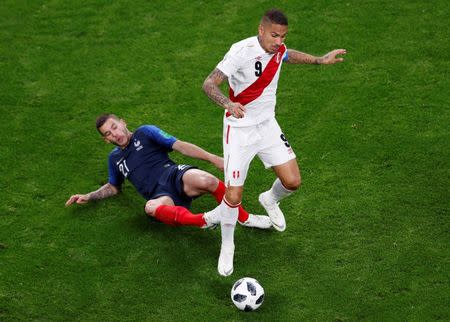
216,36,287,127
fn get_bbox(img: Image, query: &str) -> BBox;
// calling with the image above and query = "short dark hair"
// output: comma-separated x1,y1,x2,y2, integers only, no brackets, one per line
96,113,119,134
262,9,288,26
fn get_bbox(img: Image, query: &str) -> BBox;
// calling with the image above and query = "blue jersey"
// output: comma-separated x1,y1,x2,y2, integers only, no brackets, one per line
108,125,177,200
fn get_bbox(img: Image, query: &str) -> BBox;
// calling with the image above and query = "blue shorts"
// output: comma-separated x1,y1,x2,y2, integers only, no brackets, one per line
150,164,197,209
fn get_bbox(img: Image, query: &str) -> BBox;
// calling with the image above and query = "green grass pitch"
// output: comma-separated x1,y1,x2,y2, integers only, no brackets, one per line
0,0,449,320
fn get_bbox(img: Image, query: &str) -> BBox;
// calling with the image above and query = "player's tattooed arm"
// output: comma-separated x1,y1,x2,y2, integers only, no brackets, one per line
86,183,119,201
202,68,231,108
65,183,120,206
286,48,347,65
285,49,321,64
202,68,246,118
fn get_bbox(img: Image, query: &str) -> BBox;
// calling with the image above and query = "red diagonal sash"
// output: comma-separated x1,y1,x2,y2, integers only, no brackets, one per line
229,44,286,107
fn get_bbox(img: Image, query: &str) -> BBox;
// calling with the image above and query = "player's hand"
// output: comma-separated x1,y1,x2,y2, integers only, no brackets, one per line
65,194,89,207
210,155,224,171
226,102,246,118
319,49,347,64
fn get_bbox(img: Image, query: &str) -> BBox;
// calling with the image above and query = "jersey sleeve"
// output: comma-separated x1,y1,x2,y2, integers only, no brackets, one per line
140,125,177,150
216,48,242,77
108,155,124,187
283,48,289,62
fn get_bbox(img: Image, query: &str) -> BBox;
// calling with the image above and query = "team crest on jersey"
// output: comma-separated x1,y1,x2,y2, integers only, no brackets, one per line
134,139,143,151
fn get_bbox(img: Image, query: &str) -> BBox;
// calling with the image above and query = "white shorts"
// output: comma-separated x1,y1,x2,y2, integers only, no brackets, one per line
223,117,296,186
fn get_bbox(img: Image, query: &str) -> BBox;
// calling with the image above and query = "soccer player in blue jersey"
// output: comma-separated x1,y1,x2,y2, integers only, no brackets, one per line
65,114,271,232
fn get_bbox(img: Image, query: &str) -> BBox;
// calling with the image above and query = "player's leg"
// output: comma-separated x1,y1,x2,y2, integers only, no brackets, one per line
145,195,175,217
257,119,299,232
182,168,271,229
180,168,223,228
182,168,219,197
145,195,212,228
272,158,301,191
183,169,244,221
217,124,257,276
209,179,272,229
181,168,240,209
266,159,301,211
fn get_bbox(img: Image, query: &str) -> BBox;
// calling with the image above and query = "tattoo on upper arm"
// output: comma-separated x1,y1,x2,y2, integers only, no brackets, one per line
203,68,230,107
207,68,228,84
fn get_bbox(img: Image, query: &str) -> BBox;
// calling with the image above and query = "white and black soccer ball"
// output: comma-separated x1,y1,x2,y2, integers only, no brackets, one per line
231,277,265,311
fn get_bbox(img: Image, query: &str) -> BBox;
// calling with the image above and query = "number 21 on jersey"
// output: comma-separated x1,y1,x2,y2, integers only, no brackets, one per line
118,159,130,177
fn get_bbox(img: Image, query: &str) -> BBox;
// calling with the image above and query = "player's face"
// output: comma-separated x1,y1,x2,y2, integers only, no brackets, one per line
258,22,288,54
99,117,131,148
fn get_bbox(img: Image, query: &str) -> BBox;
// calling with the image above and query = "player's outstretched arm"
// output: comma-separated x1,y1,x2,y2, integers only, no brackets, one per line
202,68,246,118
65,183,120,207
172,140,224,171
286,48,346,64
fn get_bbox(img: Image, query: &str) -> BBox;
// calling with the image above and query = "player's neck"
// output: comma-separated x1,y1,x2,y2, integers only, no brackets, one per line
257,35,265,51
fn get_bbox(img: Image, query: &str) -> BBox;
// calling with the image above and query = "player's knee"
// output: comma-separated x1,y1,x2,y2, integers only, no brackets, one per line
198,173,218,191
282,176,301,191
225,189,243,205
144,200,158,217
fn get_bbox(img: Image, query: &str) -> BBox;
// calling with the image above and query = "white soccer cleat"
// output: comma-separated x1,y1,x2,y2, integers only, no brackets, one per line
239,214,272,229
202,209,220,229
218,243,235,276
258,192,286,232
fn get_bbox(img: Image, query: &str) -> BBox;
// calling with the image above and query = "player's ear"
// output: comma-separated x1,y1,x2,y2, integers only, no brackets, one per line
258,24,264,36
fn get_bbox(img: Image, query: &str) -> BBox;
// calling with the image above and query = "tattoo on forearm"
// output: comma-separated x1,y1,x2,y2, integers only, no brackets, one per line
87,183,117,201
203,69,231,108
286,50,320,64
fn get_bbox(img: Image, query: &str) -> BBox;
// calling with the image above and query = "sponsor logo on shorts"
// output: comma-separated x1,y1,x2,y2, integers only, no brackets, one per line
232,170,240,179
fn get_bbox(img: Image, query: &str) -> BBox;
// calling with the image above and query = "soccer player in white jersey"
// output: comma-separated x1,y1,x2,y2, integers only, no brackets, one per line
202,9,346,276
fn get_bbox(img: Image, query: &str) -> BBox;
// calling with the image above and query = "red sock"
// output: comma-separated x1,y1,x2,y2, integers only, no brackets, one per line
154,205,206,228
212,180,249,223
238,206,249,223
211,180,226,203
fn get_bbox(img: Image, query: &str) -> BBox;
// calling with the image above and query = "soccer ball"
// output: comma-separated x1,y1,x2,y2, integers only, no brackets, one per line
231,277,265,311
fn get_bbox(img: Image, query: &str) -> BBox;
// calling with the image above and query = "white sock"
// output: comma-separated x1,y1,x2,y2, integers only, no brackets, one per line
266,178,293,203
220,198,239,246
